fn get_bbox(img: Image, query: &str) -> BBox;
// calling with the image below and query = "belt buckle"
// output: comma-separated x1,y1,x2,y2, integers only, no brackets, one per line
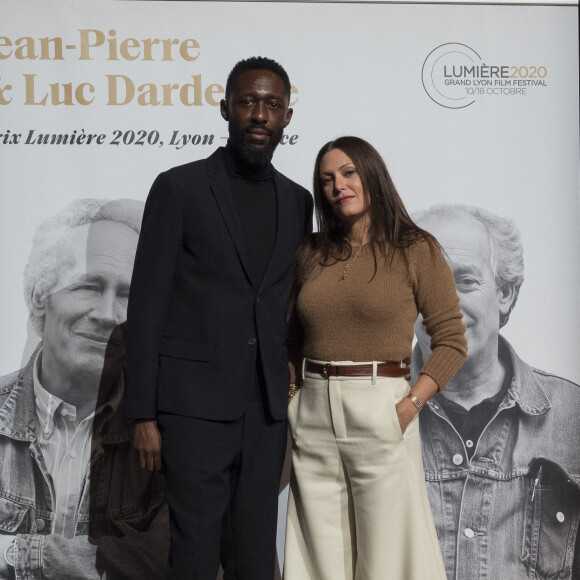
323,363,334,376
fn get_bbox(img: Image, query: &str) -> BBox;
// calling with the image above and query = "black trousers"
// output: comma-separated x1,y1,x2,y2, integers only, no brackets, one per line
158,401,287,580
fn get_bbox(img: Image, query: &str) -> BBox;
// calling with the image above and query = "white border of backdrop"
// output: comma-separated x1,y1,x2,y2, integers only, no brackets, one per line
0,2,578,577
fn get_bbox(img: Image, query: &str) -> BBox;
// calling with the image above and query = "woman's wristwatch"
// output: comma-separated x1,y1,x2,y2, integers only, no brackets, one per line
406,392,424,412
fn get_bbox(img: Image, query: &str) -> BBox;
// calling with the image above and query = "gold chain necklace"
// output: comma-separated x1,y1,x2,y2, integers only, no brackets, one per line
340,244,363,281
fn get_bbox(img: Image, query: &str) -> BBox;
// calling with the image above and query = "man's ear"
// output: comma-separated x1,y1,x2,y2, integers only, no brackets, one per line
31,294,47,333
497,284,516,319
31,292,46,318
220,99,229,121
283,107,293,128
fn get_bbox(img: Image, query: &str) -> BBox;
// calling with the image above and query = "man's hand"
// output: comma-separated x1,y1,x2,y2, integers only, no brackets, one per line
134,420,162,471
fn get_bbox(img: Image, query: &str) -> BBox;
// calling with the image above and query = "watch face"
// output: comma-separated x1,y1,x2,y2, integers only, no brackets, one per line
4,541,17,567
407,393,422,410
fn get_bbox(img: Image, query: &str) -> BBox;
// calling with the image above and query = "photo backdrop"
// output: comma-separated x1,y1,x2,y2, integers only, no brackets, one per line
1,1,578,578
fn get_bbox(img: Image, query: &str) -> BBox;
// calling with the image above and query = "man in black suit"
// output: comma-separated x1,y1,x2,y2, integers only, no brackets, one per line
125,57,313,579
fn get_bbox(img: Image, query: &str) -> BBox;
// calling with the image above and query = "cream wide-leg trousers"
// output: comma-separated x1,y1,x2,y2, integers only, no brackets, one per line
284,360,446,580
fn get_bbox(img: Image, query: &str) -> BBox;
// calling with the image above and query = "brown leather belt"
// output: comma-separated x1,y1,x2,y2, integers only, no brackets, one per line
305,360,410,378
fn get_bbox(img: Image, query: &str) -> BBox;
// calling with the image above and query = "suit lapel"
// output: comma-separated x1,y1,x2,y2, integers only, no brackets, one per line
258,169,293,294
207,150,253,284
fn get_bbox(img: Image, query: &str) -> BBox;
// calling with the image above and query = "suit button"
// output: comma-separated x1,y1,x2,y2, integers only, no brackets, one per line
248,337,257,346
256,296,261,303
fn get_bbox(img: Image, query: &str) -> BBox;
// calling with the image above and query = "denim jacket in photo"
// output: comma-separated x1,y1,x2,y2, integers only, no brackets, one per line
415,337,580,580
0,347,168,579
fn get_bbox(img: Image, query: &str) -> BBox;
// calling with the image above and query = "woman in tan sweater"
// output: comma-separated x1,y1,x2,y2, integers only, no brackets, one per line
283,136,467,580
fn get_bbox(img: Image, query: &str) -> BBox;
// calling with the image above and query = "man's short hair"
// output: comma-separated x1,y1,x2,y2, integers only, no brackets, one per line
413,204,524,328
225,56,291,101
23,198,144,335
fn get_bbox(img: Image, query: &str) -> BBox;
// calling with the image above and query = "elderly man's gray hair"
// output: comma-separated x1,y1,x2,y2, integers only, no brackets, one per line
23,198,144,335
413,204,524,328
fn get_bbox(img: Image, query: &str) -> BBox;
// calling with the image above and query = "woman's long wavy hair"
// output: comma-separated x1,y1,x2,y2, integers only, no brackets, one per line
295,136,440,286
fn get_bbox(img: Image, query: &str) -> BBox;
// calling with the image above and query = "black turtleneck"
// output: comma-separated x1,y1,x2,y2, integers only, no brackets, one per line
223,143,277,288
223,143,278,411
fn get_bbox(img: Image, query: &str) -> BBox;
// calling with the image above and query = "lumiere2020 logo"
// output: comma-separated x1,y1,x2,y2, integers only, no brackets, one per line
422,43,548,109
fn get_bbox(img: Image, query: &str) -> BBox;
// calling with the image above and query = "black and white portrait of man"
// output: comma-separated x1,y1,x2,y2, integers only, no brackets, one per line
0,199,168,579
412,204,580,580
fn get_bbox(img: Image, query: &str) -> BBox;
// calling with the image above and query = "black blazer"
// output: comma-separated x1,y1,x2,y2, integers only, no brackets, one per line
125,148,313,422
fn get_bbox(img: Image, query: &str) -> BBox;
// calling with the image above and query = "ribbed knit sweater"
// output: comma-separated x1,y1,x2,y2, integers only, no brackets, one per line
288,239,467,389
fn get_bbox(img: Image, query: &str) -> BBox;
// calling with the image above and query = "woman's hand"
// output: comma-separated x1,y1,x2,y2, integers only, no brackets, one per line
395,397,418,435
288,384,300,405
395,374,440,435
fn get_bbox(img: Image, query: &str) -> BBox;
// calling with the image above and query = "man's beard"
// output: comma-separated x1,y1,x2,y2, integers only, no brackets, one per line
228,121,284,166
